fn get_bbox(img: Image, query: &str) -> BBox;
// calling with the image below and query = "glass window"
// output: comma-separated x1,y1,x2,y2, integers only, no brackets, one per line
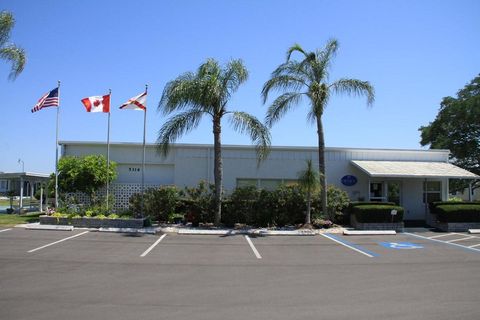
259,179,281,190
423,181,442,203
237,179,257,188
425,181,441,192
370,182,385,200
282,180,298,187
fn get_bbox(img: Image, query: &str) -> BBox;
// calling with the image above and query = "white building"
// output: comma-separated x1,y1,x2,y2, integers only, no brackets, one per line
60,141,479,222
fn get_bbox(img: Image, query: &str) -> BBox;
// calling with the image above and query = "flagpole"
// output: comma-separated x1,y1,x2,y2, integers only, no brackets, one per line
141,84,148,218
106,89,111,212
55,80,60,209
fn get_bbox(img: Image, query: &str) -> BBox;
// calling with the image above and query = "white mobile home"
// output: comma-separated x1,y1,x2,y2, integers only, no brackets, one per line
60,141,478,222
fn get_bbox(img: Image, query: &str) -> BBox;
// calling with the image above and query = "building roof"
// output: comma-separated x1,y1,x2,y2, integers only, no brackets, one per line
58,140,451,154
0,172,50,180
351,161,479,179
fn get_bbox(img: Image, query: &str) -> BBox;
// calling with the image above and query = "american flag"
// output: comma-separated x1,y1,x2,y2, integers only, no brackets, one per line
31,87,59,113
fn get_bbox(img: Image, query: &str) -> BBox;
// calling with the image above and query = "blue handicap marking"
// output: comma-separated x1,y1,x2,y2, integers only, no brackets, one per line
379,242,424,250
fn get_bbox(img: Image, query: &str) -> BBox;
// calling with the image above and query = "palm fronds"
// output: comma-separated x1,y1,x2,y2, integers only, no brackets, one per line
0,11,26,80
229,111,271,161
330,78,375,106
0,45,26,80
265,92,305,127
156,110,204,156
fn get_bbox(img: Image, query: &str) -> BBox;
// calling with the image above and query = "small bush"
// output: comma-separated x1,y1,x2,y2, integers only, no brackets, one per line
435,204,480,223
353,205,404,223
130,186,180,221
181,181,216,224
107,214,119,219
222,186,260,227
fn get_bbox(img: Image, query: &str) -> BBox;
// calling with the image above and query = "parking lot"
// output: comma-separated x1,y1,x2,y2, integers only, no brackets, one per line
1,227,480,320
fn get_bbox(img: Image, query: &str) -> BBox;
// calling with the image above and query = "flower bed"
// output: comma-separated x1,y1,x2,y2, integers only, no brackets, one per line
39,215,148,228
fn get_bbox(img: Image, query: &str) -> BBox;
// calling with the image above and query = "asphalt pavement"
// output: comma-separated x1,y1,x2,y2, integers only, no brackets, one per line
0,228,479,320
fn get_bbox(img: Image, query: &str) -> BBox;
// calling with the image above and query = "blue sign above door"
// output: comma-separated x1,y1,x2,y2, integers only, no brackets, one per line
341,175,357,186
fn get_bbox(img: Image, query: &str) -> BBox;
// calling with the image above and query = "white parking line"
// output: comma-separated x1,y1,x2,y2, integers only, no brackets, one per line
140,234,167,257
321,234,378,258
244,235,262,259
446,236,476,243
427,233,455,239
468,243,480,248
404,232,480,253
0,228,12,233
28,231,89,253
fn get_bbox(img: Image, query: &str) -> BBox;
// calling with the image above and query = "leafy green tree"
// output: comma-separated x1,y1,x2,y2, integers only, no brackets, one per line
58,155,117,202
0,11,26,80
419,74,480,192
262,39,374,216
158,58,271,225
297,159,320,225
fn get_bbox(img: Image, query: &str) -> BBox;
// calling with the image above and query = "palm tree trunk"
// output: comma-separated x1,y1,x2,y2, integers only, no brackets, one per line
306,191,311,224
316,116,328,218
213,117,223,225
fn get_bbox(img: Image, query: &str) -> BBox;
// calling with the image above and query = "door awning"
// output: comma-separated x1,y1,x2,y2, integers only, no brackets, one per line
351,161,479,179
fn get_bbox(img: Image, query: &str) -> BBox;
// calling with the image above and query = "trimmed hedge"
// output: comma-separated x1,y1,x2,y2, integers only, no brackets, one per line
352,205,404,223
429,201,478,212
435,204,480,223
350,201,396,206
346,201,396,216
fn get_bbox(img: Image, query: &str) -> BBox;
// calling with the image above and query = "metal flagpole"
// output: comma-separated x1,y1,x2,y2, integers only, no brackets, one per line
55,80,60,209
106,89,111,212
141,84,148,218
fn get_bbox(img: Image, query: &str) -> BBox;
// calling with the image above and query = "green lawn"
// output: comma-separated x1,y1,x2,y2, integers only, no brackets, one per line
0,213,41,226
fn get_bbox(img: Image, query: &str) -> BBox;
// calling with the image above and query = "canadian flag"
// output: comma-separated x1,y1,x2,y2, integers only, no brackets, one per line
81,94,110,113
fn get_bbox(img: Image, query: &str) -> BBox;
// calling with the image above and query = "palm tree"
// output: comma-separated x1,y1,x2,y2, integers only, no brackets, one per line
0,11,26,80
297,159,321,225
262,39,374,217
158,58,271,225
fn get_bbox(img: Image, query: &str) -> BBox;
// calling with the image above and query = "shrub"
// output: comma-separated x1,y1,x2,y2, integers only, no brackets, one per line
273,185,306,226
107,213,119,219
180,181,216,224
435,204,480,222
129,186,180,221
352,205,404,223
222,186,260,227
429,201,477,212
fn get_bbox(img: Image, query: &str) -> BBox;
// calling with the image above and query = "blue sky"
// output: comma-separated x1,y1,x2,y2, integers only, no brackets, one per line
1,0,479,173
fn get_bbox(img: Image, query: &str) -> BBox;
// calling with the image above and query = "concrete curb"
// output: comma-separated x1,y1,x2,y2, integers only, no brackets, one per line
177,229,247,235
20,223,347,236
98,227,156,234
23,223,74,231
468,229,480,234
177,228,318,236
343,230,396,235
251,229,316,236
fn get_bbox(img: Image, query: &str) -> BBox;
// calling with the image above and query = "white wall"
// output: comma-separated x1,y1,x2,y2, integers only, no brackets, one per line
61,142,452,220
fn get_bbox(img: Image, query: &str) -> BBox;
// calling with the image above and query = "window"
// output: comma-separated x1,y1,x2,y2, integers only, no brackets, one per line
0,180,7,191
370,182,386,201
237,179,257,188
259,179,281,190
423,181,441,203
236,178,298,190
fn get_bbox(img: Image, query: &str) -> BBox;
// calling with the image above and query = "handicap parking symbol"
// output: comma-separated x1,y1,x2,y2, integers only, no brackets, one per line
379,242,424,250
